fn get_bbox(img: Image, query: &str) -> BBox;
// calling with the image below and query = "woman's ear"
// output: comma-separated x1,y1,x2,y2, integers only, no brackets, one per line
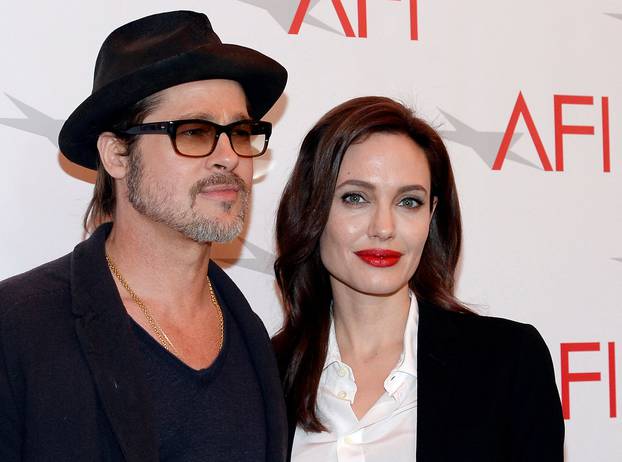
97,132,130,179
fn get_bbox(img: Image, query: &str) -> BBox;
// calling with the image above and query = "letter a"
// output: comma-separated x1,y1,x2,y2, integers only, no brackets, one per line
289,0,356,37
493,92,553,171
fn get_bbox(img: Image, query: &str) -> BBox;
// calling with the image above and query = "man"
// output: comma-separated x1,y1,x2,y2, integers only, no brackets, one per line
0,10,288,461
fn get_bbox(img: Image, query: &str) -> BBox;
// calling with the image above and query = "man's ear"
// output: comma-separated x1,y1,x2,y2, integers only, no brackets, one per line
97,132,130,179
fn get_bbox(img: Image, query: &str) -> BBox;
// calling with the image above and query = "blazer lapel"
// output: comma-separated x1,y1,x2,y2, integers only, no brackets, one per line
208,262,288,462
416,301,460,462
70,224,159,462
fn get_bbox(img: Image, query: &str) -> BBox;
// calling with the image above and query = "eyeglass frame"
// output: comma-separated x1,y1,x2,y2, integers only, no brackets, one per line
115,119,272,158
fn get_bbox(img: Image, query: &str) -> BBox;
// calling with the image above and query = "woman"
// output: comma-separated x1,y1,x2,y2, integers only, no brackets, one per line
273,96,564,461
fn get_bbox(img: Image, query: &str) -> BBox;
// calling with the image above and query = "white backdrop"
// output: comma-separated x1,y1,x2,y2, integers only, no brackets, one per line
1,1,620,460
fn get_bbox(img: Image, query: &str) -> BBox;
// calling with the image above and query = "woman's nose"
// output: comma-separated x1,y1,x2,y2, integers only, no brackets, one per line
368,204,395,240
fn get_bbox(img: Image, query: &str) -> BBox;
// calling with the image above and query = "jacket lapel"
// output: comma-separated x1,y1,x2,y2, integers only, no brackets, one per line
70,224,159,462
208,262,288,462
416,301,460,462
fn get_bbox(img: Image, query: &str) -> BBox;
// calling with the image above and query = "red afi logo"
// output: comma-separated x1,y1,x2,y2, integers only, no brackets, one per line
494,92,612,172
289,0,419,40
561,342,617,420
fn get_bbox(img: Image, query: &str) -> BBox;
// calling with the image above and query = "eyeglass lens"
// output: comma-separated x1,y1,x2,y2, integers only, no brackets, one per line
174,121,267,157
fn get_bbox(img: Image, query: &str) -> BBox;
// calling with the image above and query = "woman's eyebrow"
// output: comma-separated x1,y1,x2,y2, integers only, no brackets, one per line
334,179,375,190
335,179,428,195
396,184,428,195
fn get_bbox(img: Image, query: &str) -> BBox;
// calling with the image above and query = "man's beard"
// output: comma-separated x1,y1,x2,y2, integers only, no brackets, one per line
126,151,249,243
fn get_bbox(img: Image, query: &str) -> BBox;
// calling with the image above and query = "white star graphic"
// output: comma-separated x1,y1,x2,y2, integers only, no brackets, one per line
437,109,539,169
236,0,342,34
214,238,275,275
0,94,64,147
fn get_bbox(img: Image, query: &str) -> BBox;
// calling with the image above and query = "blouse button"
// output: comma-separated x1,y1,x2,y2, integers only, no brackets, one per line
337,390,347,399
337,367,347,377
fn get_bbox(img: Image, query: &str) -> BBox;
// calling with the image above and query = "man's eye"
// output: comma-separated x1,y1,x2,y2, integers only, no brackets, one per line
231,129,251,138
398,197,422,209
179,128,208,137
177,122,215,138
341,193,367,205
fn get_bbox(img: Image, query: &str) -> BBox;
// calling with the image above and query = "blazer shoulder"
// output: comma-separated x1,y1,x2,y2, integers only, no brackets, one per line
419,303,564,459
450,304,539,336
422,302,550,359
0,253,71,318
448,310,564,455
469,313,552,363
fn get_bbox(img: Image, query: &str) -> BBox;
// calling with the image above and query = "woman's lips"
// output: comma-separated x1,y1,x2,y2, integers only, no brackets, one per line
354,249,403,267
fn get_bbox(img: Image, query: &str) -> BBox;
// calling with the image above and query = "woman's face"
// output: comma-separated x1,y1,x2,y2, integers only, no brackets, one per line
319,132,435,297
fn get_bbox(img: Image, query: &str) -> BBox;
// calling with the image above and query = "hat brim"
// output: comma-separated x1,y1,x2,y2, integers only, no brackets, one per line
58,43,287,170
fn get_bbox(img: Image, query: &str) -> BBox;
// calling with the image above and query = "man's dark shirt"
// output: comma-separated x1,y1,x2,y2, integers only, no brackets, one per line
130,292,266,461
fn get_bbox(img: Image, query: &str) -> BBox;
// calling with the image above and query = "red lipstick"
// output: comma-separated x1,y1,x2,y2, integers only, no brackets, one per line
354,249,403,267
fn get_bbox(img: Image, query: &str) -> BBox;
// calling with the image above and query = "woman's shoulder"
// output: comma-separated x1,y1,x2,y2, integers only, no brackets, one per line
418,301,564,456
418,300,551,360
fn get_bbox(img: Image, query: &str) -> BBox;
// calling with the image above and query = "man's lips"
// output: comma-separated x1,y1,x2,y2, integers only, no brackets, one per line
198,184,240,201
354,249,403,267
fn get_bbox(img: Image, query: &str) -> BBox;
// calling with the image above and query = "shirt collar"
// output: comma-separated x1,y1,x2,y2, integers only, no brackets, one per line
393,292,418,377
323,291,419,375
324,314,342,370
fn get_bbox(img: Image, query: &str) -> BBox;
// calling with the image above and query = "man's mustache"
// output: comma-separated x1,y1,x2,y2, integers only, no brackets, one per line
190,173,249,202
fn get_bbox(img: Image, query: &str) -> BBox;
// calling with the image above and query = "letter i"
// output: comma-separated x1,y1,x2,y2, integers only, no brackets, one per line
609,342,617,418
602,97,611,172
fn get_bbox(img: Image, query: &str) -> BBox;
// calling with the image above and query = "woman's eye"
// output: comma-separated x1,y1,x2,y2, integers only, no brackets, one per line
399,197,422,209
341,193,367,205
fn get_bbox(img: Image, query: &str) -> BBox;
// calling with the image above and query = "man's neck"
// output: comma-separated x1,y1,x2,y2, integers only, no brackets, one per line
104,214,213,317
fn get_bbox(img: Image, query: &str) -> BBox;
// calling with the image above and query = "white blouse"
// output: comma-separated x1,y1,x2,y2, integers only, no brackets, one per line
292,295,419,462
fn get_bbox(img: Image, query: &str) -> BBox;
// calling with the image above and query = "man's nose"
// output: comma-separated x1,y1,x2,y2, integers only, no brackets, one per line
204,133,240,171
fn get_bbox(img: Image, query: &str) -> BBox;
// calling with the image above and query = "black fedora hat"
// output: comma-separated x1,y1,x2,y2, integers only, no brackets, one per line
58,10,287,170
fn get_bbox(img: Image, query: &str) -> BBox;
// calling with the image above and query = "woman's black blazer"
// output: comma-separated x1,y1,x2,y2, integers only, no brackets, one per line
279,300,564,461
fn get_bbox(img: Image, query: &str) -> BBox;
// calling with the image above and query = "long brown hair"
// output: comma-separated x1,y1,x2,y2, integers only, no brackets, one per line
82,94,161,234
273,96,471,432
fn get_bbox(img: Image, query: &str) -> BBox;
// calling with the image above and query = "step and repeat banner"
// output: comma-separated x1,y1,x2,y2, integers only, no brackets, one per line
1,1,620,460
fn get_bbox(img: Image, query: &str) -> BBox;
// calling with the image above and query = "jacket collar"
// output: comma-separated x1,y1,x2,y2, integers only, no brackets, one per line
208,262,288,462
70,223,287,462
416,300,461,462
70,222,159,461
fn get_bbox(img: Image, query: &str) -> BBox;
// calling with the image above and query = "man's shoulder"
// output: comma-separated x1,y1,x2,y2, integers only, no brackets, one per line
0,253,72,316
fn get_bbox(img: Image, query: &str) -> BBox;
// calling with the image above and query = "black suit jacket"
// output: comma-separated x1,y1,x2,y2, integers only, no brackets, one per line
282,301,564,461
0,223,288,462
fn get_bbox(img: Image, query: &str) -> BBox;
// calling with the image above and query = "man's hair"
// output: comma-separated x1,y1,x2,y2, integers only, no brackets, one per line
272,96,472,433
83,94,161,234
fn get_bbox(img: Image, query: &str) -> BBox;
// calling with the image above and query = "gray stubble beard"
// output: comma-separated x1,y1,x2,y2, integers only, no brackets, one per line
126,151,249,244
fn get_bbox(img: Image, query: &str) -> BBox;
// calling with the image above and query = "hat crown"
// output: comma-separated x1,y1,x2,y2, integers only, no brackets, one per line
93,11,221,92
59,9,287,170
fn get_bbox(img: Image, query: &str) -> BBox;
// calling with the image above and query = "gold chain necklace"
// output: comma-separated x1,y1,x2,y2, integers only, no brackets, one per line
105,254,224,357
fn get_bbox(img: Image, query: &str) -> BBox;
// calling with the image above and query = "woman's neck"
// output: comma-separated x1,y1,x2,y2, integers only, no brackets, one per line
331,282,411,361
